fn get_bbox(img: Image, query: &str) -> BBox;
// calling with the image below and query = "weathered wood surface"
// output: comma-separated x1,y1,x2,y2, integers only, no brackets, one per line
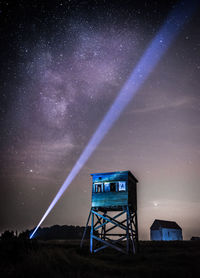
92,191,128,207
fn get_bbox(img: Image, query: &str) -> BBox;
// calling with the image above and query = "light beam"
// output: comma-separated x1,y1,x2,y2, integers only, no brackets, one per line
30,0,199,239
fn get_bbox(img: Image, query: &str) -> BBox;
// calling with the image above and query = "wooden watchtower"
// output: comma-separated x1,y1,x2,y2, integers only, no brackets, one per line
81,171,139,254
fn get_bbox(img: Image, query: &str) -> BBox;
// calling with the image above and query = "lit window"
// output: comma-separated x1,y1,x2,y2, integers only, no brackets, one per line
104,182,110,192
118,181,126,191
95,183,102,193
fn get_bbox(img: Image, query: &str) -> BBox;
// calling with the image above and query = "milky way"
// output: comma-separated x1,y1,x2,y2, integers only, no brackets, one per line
3,10,146,186
0,0,200,239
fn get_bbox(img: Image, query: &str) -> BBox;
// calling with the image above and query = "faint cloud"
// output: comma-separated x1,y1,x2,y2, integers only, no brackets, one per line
130,95,196,114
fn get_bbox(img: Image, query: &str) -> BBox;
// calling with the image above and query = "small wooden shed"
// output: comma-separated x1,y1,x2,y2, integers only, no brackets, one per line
150,219,183,241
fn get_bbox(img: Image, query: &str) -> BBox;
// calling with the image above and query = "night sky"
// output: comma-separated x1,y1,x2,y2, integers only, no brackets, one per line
0,0,200,240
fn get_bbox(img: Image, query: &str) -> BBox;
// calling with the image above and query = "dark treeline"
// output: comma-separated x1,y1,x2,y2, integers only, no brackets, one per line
0,225,90,240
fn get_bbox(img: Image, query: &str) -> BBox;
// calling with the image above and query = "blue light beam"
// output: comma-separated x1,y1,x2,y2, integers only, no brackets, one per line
30,0,199,239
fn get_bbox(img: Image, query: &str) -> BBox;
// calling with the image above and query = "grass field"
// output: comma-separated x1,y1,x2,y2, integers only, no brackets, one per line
0,239,199,278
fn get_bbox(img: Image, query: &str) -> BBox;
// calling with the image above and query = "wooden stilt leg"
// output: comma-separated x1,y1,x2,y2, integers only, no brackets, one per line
90,211,94,253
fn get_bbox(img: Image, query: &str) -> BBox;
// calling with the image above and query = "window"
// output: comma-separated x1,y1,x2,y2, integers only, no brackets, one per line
110,182,116,192
104,182,110,192
118,181,126,191
95,183,102,193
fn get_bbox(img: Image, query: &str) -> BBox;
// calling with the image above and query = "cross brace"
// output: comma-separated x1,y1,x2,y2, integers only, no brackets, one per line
81,206,138,254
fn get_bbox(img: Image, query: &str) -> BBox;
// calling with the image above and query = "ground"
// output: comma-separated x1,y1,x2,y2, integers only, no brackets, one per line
0,240,199,278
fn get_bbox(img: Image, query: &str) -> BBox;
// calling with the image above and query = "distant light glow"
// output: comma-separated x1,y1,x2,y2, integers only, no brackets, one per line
30,0,199,239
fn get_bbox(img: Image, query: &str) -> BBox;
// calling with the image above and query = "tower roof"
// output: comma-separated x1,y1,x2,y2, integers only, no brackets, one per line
91,170,138,182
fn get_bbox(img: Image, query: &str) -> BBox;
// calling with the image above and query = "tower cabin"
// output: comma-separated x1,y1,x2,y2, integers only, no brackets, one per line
91,171,138,211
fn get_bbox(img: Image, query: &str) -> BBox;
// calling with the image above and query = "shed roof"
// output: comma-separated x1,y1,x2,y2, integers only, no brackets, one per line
150,219,182,230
